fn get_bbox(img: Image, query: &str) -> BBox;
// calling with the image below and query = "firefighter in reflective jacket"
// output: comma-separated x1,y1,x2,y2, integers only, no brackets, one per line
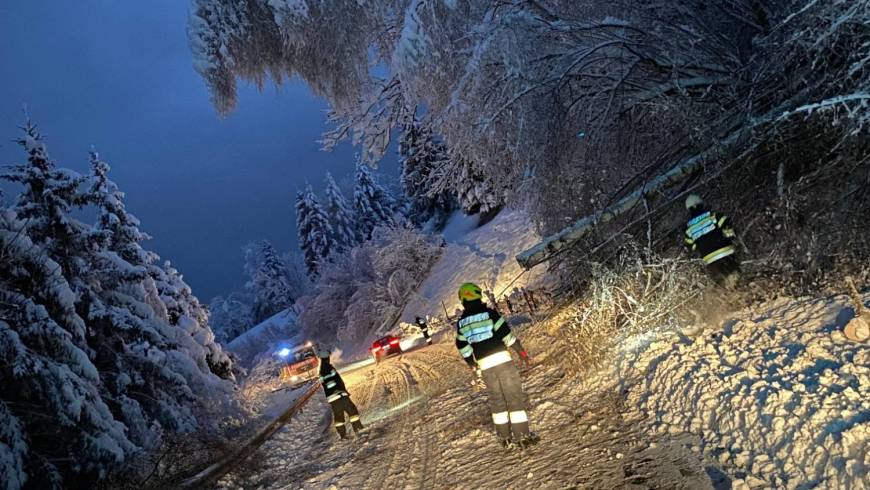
684,194,740,286
455,282,537,447
416,316,432,344
318,349,363,439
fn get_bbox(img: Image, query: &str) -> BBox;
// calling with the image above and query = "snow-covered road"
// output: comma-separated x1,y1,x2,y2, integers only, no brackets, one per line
216,293,868,490
218,342,714,489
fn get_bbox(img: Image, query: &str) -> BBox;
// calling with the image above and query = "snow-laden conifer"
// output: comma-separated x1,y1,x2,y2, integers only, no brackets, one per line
353,160,395,240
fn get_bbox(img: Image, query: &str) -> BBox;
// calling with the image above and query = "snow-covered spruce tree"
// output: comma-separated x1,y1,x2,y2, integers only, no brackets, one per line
451,155,501,215
243,240,295,323
0,126,234,488
398,119,455,229
89,150,234,380
80,150,235,456
151,260,235,379
324,171,358,251
295,185,333,277
2,122,94,278
353,160,395,240
0,201,136,490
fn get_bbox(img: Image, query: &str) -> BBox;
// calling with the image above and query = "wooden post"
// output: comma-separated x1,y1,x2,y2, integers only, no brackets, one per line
441,300,450,321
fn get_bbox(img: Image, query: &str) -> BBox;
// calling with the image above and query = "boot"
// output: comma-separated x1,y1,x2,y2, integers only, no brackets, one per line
517,432,540,448
335,424,348,439
499,437,516,449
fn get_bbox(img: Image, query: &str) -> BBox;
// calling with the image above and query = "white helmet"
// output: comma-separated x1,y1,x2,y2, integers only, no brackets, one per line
685,194,703,210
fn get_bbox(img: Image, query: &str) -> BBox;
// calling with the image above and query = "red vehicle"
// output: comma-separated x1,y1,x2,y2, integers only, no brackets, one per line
371,335,402,363
277,342,318,388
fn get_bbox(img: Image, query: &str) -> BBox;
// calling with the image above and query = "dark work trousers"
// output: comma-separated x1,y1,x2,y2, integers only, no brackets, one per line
421,329,431,344
708,255,740,288
480,360,529,440
330,395,363,438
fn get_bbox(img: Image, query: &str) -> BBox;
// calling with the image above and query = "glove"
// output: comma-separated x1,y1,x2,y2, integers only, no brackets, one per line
518,350,532,369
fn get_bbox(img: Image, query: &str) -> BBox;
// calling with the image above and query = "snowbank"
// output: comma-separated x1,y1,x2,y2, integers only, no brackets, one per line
228,309,301,367
400,209,546,324
588,294,869,489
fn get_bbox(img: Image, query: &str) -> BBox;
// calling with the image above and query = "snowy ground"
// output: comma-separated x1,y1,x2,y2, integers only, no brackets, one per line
400,209,548,325
217,344,713,489
215,292,868,490
586,294,870,490
228,309,300,367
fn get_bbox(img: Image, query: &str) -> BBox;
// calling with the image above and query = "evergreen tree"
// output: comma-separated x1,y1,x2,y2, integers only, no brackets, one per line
295,186,333,277
0,204,136,489
398,119,455,229
324,172,357,252
0,126,236,488
152,260,234,379
243,240,295,323
86,150,157,269
353,160,395,240
452,156,501,215
3,122,93,278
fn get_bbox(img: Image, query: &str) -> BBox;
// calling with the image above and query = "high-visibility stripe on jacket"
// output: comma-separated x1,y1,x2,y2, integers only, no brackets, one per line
319,361,348,401
455,301,516,370
684,210,737,265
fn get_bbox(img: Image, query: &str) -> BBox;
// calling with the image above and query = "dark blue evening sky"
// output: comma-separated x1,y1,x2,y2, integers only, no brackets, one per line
0,0,396,300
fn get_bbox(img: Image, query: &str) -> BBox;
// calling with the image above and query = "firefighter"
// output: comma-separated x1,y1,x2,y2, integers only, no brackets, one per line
415,316,432,344
455,282,537,448
684,194,741,287
318,349,364,439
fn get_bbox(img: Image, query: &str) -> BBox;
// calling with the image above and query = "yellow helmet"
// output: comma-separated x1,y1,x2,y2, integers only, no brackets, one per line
458,282,483,302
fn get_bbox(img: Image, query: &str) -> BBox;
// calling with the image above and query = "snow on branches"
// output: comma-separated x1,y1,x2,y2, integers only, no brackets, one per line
295,185,333,277
353,160,395,240
0,124,236,489
324,171,358,251
398,118,456,228
298,226,443,346
190,0,870,237
243,240,296,322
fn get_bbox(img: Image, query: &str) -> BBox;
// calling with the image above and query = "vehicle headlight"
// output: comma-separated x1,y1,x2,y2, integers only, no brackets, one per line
290,375,299,382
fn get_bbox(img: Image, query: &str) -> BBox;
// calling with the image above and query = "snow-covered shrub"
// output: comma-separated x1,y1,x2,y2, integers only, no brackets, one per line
209,292,254,343
0,124,236,489
535,246,705,373
298,226,443,349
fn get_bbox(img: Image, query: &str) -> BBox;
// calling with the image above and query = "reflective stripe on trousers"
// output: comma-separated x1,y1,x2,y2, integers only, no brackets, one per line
492,411,509,425
509,410,528,423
